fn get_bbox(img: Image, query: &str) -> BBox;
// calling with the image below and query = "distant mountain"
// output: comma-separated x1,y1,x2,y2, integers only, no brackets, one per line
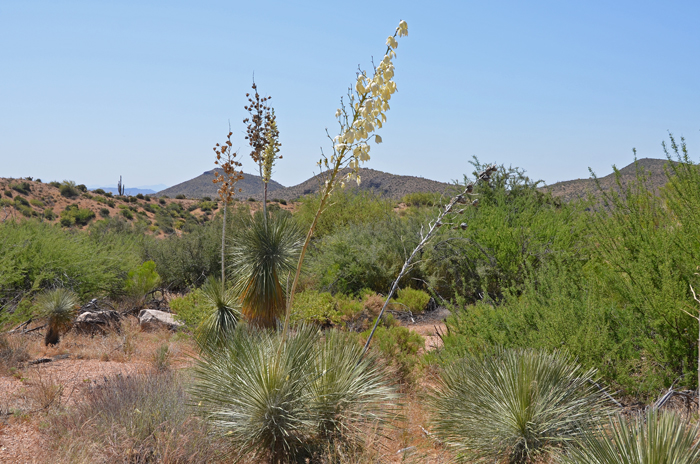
156,168,455,201
543,158,674,202
157,170,285,199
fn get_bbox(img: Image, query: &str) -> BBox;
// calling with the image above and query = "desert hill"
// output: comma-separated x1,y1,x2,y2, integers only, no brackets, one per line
542,158,673,201
158,168,455,201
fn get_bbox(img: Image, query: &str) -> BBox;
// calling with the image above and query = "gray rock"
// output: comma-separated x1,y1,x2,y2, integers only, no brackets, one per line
74,310,121,334
138,309,183,331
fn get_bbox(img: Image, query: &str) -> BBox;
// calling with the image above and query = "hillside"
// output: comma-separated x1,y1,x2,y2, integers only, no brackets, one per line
157,170,284,200
158,167,455,201
542,158,673,201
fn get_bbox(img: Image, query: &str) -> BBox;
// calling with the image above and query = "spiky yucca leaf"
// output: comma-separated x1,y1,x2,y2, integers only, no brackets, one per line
191,325,396,463
309,330,398,440
428,348,612,464
35,288,78,346
229,211,303,328
196,276,240,349
561,409,700,464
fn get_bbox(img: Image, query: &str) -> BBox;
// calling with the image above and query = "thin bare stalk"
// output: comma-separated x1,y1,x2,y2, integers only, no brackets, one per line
360,165,497,360
221,202,227,284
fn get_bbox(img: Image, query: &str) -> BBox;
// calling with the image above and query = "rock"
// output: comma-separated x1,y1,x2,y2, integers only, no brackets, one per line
74,310,121,334
138,309,183,331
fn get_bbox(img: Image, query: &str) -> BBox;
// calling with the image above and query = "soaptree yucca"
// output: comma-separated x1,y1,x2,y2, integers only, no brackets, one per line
229,211,302,328
195,276,240,349
36,287,78,346
190,325,396,463
561,409,700,464
428,348,612,463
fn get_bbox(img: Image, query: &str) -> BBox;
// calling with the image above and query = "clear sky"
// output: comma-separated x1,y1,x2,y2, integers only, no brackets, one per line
1,1,698,189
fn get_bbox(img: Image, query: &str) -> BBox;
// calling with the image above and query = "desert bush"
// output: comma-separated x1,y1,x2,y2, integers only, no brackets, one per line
136,193,144,199
59,204,95,227
296,189,394,239
98,207,109,217
0,334,30,376
29,199,44,208
361,324,423,383
43,208,56,220
394,287,430,313
191,325,396,463
35,287,79,346
159,197,166,204
175,194,186,199
4,189,12,198
121,208,134,220
76,184,87,192
49,181,61,188
291,290,343,327
11,181,31,195
170,288,206,327
401,191,442,207
428,348,611,464
560,409,700,464
58,180,79,198
14,195,29,206
0,220,140,307
124,260,161,308
45,371,223,463
93,188,106,194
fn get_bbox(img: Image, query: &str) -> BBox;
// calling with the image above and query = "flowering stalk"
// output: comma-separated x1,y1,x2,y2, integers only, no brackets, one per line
360,165,498,360
281,20,409,337
212,131,244,285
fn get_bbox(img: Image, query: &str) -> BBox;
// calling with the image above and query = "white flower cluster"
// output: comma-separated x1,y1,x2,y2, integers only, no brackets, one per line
328,20,408,187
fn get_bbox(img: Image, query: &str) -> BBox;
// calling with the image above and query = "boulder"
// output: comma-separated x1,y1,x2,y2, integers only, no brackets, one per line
138,309,183,331
74,310,121,334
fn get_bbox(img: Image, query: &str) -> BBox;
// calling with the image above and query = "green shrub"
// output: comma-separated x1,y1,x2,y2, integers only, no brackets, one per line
159,198,166,204
291,290,343,327
394,287,431,313
136,193,144,199
175,194,186,199
105,191,113,198
29,199,44,208
3,190,12,198
121,209,134,220
428,348,611,464
43,208,56,220
14,196,30,207
362,325,424,383
11,182,31,195
99,207,110,217
49,181,61,188
60,205,95,227
59,180,80,198
170,289,206,328
402,191,442,207
76,184,87,192
124,260,161,304
93,188,106,195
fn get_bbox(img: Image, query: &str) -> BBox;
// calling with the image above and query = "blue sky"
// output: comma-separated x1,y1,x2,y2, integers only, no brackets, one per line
1,0,698,189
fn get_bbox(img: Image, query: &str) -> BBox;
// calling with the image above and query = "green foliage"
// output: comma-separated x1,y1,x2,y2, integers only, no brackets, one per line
191,325,396,462
59,204,95,227
49,181,61,188
121,209,134,220
14,196,29,207
3,190,12,198
0,220,140,309
394,287,431,313
175,194,186,199
11,181,31,195
296,189,394,238
29,199,44,208
43,208,56,220
35,287,79,346
124,260,161,300
93,188,106,195
401,191,443,207
99,207,110,217
59,180,80,198
230,211,303,328
428,348,611,464
362,324,424,382
170,288,207,328
562,409,700,464
291,290,343,327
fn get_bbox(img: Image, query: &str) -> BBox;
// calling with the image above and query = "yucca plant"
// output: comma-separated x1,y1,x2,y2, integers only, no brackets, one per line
190,325,396,463
229,211,303,328
427,348,612,464
561,409,700,464
195,275,241,349
35,288,79,346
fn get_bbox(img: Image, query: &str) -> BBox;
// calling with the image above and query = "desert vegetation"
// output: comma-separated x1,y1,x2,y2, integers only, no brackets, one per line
3,19,700,464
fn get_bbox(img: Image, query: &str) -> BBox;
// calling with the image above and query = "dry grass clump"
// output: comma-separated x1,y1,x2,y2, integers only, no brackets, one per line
0,333,30,376
45,370,226,464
